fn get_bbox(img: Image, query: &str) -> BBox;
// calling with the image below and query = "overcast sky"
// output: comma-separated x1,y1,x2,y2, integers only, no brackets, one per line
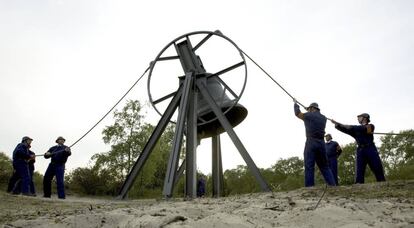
1,0,413,177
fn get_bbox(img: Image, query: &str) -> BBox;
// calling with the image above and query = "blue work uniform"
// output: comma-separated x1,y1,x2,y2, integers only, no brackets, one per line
325,140,341,185
294,103,336,187
10,150,36,194
197,178,206,197
43,144,71,199
335,123,385,183
11,143,32,194
28,150,36,194
7,169,19,193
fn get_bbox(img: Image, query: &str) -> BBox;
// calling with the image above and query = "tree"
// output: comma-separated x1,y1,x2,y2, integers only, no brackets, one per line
270,157,304,191
0,152,44,193
379,130,414,180
93,100,147,181
66,167,118,195
337,143,357,185
0,152,13,189
68,101,413,198
88,99,178,198
223,165,255,195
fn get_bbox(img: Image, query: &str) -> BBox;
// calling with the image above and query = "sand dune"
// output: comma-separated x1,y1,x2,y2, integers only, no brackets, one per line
2,181,414,227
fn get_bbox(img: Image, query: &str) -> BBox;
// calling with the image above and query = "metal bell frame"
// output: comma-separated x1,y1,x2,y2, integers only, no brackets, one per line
117,31,271,200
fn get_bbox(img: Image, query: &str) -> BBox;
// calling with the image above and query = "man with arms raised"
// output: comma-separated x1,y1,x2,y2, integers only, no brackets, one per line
294,100,336,187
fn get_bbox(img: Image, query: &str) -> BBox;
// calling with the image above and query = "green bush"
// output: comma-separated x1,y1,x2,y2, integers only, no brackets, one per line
0,152,13,190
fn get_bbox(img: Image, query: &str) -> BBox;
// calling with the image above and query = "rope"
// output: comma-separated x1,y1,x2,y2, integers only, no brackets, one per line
239,49,307,109
68,66,150,148
239,49,414,209
313,184,328,210
35,66,150,157
34,65,150,158
373,132,414,137
70,66,150,148
240,49,413,137
240,49,331,208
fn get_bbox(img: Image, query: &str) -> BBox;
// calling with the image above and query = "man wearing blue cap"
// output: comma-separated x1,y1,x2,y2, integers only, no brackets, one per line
294,99,336,187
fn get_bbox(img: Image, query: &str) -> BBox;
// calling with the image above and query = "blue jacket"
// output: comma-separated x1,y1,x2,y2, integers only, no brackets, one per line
325,140,341,158
335,123,375,146
294,103,326,139
45,145,71,164
12,143,31,162
28,150,35,171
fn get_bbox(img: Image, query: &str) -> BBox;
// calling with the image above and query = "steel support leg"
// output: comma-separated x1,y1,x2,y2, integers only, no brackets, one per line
185,85,197,198
197,80,271,192
174,159,186,187
212,135,224,197
163,73,193,197
117,86,183,199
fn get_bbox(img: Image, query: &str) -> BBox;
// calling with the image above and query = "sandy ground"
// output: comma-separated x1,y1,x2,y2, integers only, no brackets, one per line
1,181,414,228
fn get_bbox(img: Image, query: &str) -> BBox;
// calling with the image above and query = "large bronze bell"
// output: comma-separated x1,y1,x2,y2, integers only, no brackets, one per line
196,75,248,139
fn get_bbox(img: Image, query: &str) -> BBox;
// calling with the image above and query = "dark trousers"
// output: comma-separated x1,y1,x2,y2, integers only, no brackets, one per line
355,145,386,183
7,168,19,193
29,168,35,194
197,181,206,197
11,162,31,194
43,163,66,199
8,167,36,194
304,139,336,187
328,157,339,185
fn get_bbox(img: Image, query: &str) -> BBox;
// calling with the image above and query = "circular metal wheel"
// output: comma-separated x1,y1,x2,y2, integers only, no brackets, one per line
147,30,247,126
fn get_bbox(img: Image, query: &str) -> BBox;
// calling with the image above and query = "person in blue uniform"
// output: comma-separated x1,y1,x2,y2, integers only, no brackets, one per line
324,134,342,185
8,145,36,195
197,176,206,197
7,169,19,193
8,136,35,196
7,160,20,194
294,100,336,187
28,148,36,195
43,136,71,199
331,113,385,184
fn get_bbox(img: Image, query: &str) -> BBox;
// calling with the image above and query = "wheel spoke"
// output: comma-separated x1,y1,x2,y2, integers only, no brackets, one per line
153,91,177,105
209,61,245,78
158,56,180,61
193,33,214,51
215,76,238,99
198,116,207,123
